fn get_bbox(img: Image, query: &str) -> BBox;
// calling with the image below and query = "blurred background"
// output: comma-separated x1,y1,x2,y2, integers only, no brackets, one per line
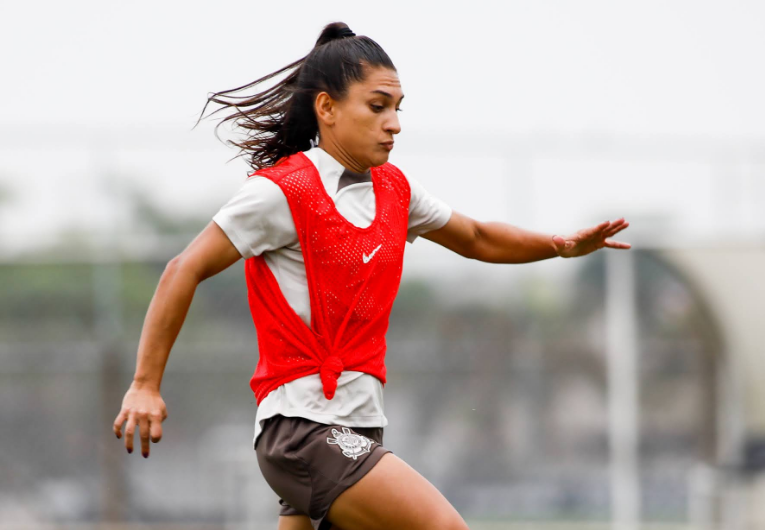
2,1,764,529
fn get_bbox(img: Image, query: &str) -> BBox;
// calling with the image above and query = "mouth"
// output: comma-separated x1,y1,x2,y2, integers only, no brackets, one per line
380,141,394,151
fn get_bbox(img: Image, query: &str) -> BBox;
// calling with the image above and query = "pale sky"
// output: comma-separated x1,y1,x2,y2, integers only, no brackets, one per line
3,1,765,134
1,0,764,271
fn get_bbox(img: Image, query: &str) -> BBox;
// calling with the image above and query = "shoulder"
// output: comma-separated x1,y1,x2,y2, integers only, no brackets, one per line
394,167,453,242
253,151,313,183
376,160,411,197
212,174,297,258
375,161,430,199
230,174,289,208
214,173,292,227
381,163,429,205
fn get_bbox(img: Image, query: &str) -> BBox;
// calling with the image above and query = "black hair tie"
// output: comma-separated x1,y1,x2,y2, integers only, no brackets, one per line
337,27,356,38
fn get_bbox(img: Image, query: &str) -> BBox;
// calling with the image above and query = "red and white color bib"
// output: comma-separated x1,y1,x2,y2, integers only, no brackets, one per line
245,151,411,405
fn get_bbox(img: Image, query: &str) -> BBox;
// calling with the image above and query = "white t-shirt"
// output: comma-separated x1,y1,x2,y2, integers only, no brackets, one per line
212,146,452,449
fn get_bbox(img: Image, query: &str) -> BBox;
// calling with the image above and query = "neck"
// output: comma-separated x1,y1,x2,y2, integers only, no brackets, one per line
317,138,369,174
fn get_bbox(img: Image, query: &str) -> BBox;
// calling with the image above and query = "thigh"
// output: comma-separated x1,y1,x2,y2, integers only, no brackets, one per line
278,514,314,530
325,452,469,530
258,415,393,529
278,514,346,530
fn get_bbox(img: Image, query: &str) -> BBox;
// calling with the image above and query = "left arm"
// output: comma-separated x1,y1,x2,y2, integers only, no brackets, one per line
421,210,631,263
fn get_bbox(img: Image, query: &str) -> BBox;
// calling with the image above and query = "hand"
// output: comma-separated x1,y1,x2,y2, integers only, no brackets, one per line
113,382,168,458
551,218,631,258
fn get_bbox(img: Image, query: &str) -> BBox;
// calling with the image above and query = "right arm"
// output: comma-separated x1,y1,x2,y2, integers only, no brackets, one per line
113,220,242,457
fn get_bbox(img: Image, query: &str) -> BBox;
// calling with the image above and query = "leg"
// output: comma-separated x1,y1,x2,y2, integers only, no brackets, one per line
278,514,314,530
279,514,347,530
325,452,469,530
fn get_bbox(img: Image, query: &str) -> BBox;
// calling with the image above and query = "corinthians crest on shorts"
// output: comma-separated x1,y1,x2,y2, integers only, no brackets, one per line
326,427,376,460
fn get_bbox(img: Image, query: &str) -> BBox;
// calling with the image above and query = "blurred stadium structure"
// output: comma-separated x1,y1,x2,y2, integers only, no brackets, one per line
1,125,764,530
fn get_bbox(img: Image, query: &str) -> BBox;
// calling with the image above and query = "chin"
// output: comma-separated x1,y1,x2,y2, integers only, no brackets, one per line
372,152,390,167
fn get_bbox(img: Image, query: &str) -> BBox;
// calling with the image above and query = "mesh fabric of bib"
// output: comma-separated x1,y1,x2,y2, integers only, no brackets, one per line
245,151,411,405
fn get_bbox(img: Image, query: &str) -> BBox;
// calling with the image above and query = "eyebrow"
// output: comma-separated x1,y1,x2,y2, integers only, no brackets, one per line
371,90,405,102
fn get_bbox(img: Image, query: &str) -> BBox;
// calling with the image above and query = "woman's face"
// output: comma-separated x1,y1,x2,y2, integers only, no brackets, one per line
315,65,404,171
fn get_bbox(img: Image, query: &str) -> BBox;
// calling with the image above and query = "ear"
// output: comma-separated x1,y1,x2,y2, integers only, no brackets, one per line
314,91,336,127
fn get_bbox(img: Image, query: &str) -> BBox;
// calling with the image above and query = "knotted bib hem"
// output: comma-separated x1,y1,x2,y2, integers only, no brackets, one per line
319,355,344,400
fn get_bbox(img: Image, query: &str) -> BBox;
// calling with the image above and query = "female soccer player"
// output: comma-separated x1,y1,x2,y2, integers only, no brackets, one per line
113,22,630,530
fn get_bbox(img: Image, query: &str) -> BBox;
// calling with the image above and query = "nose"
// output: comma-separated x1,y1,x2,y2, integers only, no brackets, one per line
385,110,401,136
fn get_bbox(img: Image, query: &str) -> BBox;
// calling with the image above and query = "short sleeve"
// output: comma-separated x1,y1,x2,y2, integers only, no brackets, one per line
406,175,453,243
212,176,298,259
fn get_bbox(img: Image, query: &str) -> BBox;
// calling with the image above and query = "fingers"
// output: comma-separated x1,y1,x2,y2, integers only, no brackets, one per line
150,411,164,444
116,406,166,458
603,219,630,249
113,409,127,439
604,219,628,237
594,218,629,243
124,412,137,454
600,218,626,227
600,218,626,232
587,219,618,239
604,239,632,249
138,414,152,458
591,220,611,236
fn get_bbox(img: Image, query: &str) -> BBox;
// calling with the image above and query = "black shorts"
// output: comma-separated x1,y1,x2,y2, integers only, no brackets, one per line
255,414,393,530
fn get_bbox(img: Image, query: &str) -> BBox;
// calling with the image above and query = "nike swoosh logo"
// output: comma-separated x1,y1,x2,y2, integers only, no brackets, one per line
362,244,382,264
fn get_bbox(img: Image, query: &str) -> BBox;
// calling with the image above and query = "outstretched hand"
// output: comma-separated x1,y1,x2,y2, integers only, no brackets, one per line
551,218,631,258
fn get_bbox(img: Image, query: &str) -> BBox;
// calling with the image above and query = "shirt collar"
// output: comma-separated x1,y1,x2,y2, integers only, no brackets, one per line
302,146,371,198
303,146,345,199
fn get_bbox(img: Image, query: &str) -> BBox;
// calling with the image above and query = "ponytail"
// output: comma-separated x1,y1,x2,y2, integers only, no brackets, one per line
194,22,396,171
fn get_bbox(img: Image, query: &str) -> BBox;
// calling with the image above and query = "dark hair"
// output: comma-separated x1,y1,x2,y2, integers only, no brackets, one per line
193,22,396,171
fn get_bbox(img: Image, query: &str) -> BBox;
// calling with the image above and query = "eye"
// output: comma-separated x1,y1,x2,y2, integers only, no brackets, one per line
370,104,404,113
